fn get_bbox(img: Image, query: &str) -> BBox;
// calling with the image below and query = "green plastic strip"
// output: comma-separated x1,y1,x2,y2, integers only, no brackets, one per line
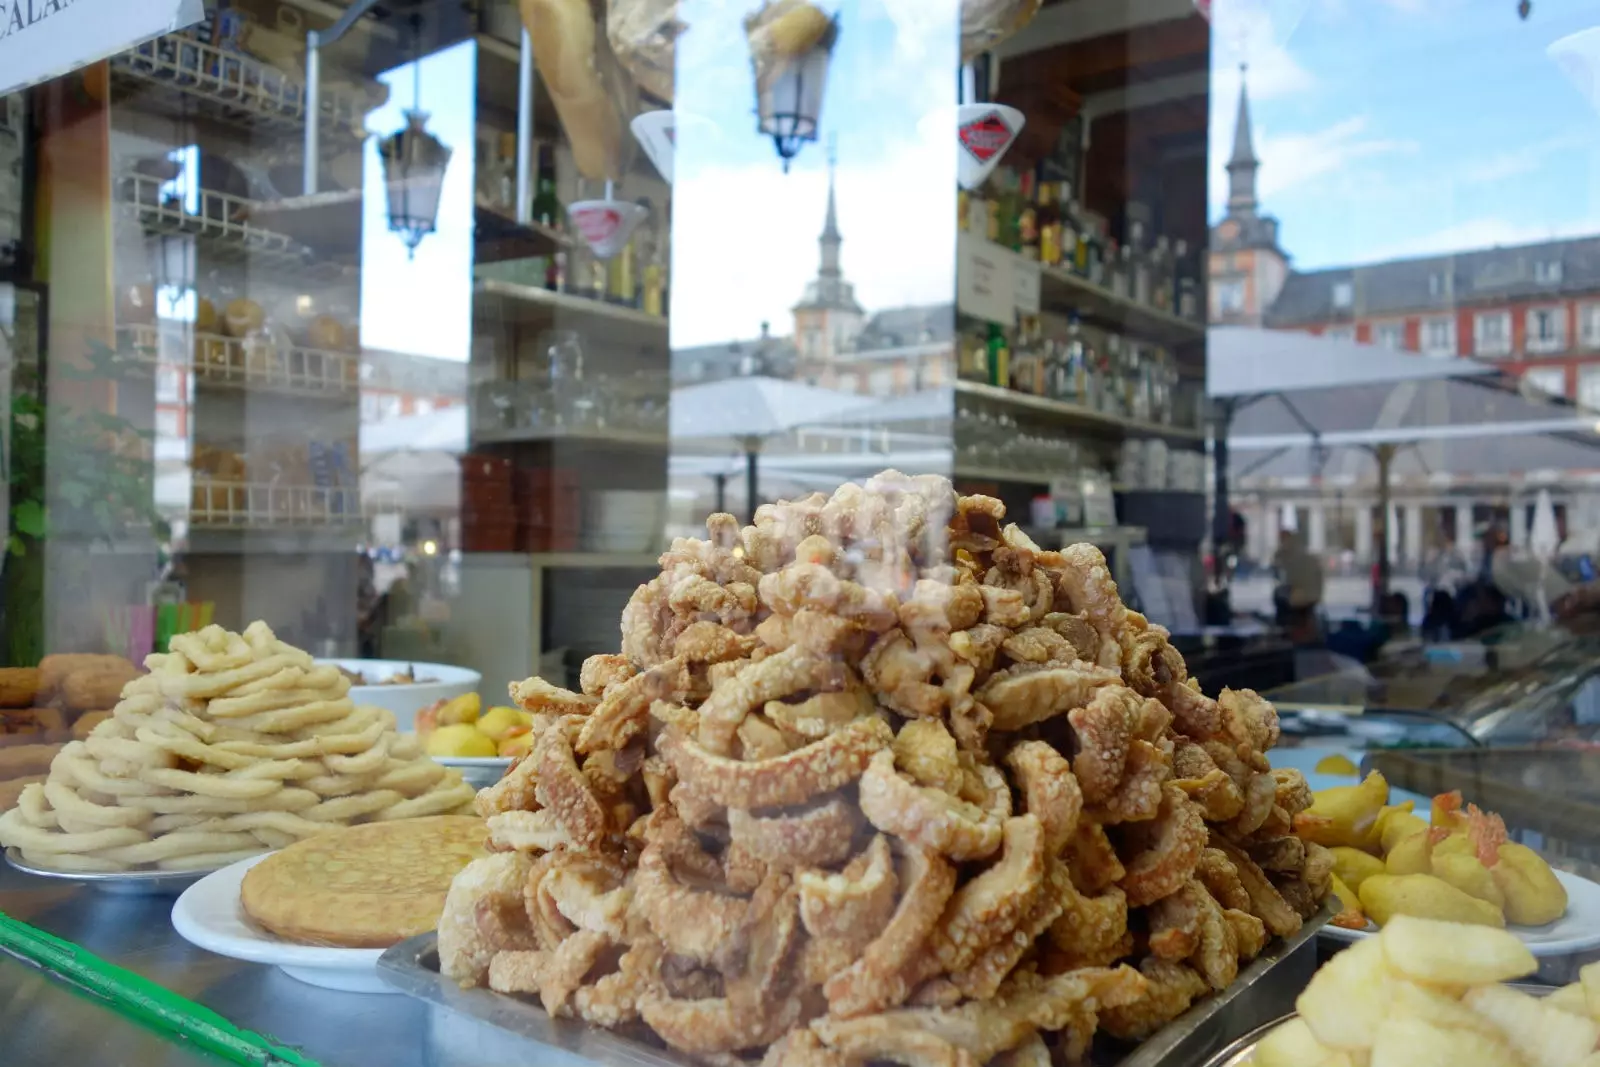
0,911,322,1067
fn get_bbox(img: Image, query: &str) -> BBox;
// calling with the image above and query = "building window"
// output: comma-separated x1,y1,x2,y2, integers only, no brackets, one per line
1527,306,1566,354
1524,367,1566,397
1581,305,1600,349
1374,323,1405,350
1536,259,1564,284
1580,366,1600,411
1324,326,1355,343
1422,317,1456,357
1216,281,1245,314
1332,281,1353,309
1474,311,1511,357
868,367,894,394
1428,273,1442,297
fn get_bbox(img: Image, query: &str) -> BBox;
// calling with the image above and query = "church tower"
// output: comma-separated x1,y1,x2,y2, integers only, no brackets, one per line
1208,69,1289,326
793,145,864,382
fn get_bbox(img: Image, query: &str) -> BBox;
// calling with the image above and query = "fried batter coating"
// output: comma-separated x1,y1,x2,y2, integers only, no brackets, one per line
1119,785,1208,907
978,663,1122,732
580,654,638,698
893,719,966,796
577,658,686,755
1097,959,1209,1041
1212,839,1303,938
798,834,899,940
663,716,891,810
858,749,1003,862
728,796,859,869
1004,741,1082,856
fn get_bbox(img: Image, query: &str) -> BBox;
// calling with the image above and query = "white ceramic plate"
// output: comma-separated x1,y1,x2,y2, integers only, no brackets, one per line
433,755,513,789
1319,868,1600,956
318,658,481,733
171,853,391,993
4,846,218,896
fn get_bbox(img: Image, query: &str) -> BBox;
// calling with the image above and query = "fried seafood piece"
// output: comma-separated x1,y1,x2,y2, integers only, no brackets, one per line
1217,687,1280,753
533,718,609,849
977,662,1122,732
1170,740,1244,822
892,719,965,795
438,852,536,987
798,834,899,940
759,562,900,632
662,716,891,810
727,796,859,869
1047,883,1129,970
1004,741,1082,856
1222,908,1267,961
698,645,850,756
858,749,1004,862
1118,785,1208,907
1064,821,1125,894
815,965,1147,1066
1092,739,1171,825
1270,767,1313,817
823,842,958,1018
1044,544,1128,669
632,838,749,968
1097,958,1210,1041
509,676,597,716
927,816,1046,979
579,654,638,698
977,585,1033,629
577,657,687,754
1212,839,1302,938
1192,847,1251,913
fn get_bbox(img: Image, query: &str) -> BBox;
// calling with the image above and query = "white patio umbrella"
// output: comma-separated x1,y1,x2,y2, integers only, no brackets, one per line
670,375,876,520
358,407,468,518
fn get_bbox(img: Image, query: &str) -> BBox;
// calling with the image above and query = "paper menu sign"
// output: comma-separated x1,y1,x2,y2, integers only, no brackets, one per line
957,233,1015,324
0,0,204,97
1013,256,1041,317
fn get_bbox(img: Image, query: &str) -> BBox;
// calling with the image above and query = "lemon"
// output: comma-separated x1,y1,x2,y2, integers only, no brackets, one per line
1315,753,1361,777
436,692,481,726
425,723,496,758
477,706,525,742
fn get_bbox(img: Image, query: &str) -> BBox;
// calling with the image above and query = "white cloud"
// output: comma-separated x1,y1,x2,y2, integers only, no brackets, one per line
1208,107,1413,218
1462,132,1587,184
670,133,957,348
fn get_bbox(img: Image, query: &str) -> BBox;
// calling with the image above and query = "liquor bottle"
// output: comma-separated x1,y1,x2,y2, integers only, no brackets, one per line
1174,239,1198,320
1056,184,1079,275
497,132,517,214
958,187,971,233
1070,197,1092,278
1152,236,1173,313
986,323,1010,389
1017,169,1038,259
1109,241,1129,298
531,143,561,228
1062,314,1086,404
608,236,638,306
1037,180,1060,267
1128,221,1150,306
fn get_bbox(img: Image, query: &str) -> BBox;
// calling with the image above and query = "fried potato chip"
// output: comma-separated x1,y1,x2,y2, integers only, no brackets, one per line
1379,916,1536,985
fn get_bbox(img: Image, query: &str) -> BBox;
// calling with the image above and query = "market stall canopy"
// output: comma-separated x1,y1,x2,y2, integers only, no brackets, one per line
1206,325,1491,398
359,407,468,456
669,375,876,440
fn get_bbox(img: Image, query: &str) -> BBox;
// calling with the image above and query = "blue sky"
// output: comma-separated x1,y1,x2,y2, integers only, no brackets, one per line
1210,0,1600,269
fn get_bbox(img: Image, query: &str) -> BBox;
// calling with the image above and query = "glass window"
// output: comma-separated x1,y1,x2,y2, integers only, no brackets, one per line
1580,366,1600,411
1582,304,1600,349
1332,281,1353,308
1475,310,1510,356
1527,306,1567,353
1524,366,1566,397
1374,322,1406,350
1325,325,1355,343
1216,280,1245,313
1422,316,1456,356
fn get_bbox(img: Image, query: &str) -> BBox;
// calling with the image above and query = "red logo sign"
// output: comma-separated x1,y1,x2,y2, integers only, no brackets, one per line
572,206,622,245
959,110,1015,163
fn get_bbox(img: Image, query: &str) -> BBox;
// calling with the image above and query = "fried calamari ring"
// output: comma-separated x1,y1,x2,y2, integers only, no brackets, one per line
823,841,957,1018
858,750,1003,862
1119,785,1207,907
977,663,1122,732
798,833,898,940
728,796,859,868
661,716,890,811
1003,741,1082,857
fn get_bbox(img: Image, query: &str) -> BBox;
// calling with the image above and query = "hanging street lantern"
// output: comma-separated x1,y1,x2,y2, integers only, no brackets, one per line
747,4,838,171
378,110,452,258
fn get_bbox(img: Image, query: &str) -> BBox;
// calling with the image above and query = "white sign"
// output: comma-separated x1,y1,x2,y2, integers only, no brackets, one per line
0,0,203,98
1013,255,1041,318
956,233,1015,324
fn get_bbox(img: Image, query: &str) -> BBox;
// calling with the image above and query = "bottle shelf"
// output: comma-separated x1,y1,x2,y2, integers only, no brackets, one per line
954,379,1206,441
188,480,360,530
118,324,359,400
474,278,668,332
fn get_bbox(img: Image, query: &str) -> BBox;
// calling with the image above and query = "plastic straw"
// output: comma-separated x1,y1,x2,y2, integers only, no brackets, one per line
0,912,321,1066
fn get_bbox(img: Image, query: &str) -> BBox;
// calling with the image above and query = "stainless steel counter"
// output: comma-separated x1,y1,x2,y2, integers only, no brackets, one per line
0,863,479,1067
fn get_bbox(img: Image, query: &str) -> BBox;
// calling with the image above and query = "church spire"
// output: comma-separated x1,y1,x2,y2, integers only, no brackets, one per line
820,137,842,279
1226,65,1260,217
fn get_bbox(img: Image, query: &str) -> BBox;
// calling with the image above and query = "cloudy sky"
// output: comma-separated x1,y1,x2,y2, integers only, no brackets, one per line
1209,0,1600,269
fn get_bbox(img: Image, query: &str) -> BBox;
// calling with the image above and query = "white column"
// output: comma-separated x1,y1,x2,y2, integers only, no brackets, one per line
1455,503,1474,557
1386,503,1400,562
1355,503,1374,563
1510,500,1527,549
1307,504,1327,554
1403,504,1423,565
1262,502,1281,560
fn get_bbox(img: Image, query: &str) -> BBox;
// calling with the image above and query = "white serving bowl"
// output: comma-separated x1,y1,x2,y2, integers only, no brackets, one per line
318,659,481,733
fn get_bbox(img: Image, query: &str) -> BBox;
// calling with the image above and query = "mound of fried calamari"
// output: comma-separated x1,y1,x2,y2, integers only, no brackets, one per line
438,472,1328,1066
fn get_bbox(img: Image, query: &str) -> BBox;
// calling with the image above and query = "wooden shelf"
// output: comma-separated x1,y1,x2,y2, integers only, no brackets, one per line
188,480,360,530
954,379,1206,441
475,278,668,332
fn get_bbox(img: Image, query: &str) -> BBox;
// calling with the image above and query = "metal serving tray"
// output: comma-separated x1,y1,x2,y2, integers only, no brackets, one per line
377,908,1329,1067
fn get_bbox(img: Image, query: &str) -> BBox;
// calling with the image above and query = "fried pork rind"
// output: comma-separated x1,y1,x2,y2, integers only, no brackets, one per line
437,473,1322,1060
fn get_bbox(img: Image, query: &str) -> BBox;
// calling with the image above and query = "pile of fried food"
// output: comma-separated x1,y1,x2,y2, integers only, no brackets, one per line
0,622,475,873
1257,915,1596,1067
1301,772,1568,931
0,655,142,809
438,472,1328,1065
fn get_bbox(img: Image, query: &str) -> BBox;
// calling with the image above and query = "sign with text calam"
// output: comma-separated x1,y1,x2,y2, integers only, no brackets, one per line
0,0,203,97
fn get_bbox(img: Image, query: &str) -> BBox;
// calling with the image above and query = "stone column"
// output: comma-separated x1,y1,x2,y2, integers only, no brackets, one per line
1404,504,1424,566
1308,504,1327,554
1262,503,1281,561
1510,501,1527,549
1386,503,1400,564
1355,502,1374,563
1455,503,1474,557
